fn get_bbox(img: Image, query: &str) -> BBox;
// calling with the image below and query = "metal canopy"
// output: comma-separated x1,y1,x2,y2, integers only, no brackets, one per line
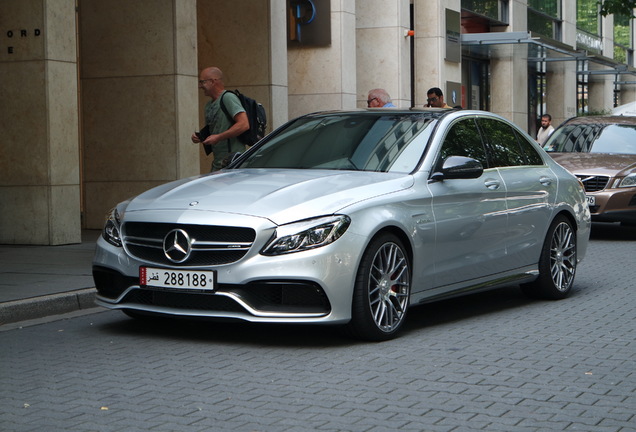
461,31,636,78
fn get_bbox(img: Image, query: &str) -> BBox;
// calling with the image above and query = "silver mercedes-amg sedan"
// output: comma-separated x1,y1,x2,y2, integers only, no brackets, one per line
93,109,591,341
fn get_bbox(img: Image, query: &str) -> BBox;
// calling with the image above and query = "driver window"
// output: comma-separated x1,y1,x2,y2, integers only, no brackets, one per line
438,118,489,169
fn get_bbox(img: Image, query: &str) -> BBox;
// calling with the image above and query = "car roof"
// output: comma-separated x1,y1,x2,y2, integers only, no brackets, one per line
298,108,507,123
561,115,636,126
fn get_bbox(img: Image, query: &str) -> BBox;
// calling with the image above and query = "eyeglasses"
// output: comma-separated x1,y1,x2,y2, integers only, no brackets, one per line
367,97,378,106
426,97,439,103
198,79,216,85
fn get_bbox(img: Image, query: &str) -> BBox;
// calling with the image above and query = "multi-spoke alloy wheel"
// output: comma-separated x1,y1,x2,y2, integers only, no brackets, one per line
347,233,411,341
549,220,577,292
522,215,577,300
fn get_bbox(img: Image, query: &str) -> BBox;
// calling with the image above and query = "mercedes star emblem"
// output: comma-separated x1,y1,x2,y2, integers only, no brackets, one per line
163,229,192,263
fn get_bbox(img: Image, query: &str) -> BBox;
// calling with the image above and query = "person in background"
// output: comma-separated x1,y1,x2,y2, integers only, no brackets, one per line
536,114,555,145
425,87,452,109
367,88,396,107
191,66,249,171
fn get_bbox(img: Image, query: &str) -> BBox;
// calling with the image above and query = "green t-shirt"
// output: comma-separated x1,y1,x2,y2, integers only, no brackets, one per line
204,91,246,170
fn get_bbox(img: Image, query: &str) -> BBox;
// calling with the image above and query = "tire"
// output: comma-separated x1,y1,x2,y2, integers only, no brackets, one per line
521,215,577,300
346,233,411,341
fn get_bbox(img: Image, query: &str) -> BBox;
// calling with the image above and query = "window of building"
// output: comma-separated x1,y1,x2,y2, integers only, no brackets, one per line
461,0,509,25
527,0,561,40
577,0,602,53
614,14,633,65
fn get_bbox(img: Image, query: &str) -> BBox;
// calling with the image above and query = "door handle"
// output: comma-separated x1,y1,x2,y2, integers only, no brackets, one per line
484,179,501,190
540,176,553,186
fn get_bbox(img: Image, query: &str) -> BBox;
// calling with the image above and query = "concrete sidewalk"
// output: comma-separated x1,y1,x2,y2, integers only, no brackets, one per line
0,230,101,325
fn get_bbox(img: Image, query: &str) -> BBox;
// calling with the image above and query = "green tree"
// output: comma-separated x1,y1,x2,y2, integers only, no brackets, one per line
599,0,636,17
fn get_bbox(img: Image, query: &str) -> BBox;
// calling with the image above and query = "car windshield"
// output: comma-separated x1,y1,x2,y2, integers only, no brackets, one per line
234,112,434,173
544,123,636,154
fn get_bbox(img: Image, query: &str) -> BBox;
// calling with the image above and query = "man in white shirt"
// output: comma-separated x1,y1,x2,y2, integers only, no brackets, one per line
536,114,555,146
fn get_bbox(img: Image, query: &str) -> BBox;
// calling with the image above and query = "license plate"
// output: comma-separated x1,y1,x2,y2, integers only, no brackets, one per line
140,267,216,291
586,195,596,206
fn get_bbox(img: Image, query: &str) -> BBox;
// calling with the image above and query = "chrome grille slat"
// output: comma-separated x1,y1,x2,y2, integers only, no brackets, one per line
577,175,609,192
122,222,256,267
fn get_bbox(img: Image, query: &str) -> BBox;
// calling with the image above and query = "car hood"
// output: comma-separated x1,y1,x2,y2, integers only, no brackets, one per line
125,169,414,225
549,152,636,177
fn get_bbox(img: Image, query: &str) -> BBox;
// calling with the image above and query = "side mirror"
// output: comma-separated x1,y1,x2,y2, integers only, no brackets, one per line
430,156,484,181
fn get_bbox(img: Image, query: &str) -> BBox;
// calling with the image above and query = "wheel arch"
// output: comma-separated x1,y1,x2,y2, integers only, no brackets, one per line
555,209,578,234
364,225,414,267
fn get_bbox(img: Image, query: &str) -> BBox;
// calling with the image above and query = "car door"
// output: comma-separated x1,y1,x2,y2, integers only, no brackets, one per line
426,117,510,289
477,117,556,269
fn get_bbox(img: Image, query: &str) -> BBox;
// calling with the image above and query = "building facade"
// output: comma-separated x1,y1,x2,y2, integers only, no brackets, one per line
1,0,634,245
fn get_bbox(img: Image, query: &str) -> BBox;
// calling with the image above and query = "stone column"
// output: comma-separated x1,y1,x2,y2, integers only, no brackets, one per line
413,0,461,107
0,0,80,245
80,0,199,229
287,0,357,118
355,0,411,108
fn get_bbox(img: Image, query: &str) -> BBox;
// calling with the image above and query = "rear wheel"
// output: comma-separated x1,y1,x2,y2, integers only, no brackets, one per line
521,215,577,299
346,233,411,341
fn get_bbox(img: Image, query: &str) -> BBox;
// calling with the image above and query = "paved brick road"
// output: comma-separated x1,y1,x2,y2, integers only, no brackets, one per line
1,223,634,431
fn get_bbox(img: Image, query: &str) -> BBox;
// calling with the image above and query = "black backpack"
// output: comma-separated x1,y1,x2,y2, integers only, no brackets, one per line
220,90,267,146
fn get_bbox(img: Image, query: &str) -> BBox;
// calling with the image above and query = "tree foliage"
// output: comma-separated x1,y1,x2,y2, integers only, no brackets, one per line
599,0,636,17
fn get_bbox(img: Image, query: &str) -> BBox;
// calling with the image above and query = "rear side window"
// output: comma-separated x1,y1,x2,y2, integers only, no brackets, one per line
478,118,527,167
514,130,545,165
438,118,489,168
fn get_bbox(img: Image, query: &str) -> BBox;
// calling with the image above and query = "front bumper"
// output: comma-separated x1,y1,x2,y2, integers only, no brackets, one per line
588,187,636,224
92,233,363,324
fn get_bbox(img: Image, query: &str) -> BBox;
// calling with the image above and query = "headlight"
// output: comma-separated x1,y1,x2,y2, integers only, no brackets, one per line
261,215,351,256
102,202,128,247
617,173,636,188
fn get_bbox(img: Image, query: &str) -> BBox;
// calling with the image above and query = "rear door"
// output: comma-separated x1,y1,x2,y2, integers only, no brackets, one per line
477,117,556,269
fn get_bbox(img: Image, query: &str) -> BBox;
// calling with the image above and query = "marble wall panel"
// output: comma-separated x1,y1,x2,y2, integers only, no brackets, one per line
83,180,166,229
50,184,81,244
0,186,50,244
356,27,402,106
45,0,77,62
0,0,45,62
196,0,270,85
79,0,175,78
175,0,199,77
288,93,342,119
175,74,201,178
81,75,178,182
356,0,400,28
48,60,80,185
0,61,49,186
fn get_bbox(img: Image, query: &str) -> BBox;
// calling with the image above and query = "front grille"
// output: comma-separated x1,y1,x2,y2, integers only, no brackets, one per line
122,222,256,267
577,175,609,192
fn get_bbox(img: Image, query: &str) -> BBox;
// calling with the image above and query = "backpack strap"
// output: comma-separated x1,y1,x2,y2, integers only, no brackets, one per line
219,91,234,124
219,91,234,153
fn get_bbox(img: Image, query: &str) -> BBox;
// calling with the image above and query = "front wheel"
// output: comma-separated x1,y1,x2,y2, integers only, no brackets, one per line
521,215,577,300
346,233,411,341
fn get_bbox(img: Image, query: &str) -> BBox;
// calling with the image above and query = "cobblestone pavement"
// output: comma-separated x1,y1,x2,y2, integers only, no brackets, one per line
1,223,634,432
